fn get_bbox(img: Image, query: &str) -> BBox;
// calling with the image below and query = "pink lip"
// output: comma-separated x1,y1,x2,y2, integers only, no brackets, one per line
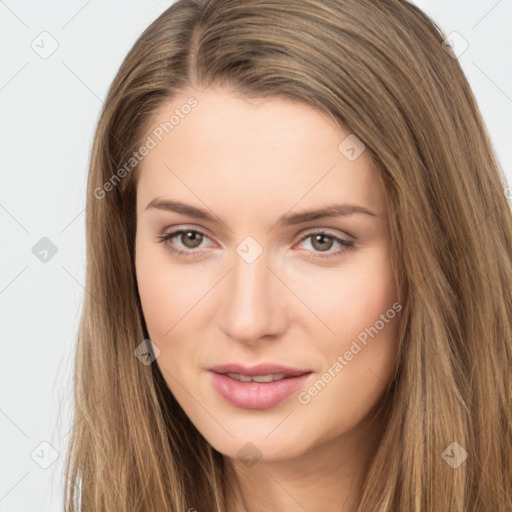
208,364,312,409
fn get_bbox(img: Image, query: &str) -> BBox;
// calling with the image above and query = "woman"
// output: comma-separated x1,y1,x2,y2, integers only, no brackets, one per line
64,0,512,510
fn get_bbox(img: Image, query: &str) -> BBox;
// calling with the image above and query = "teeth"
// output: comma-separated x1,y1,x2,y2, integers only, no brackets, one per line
225,372,289,383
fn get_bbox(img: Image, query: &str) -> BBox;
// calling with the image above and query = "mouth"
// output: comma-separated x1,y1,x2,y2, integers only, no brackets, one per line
209,363,311,378
222,372,298,383
208,363,313,409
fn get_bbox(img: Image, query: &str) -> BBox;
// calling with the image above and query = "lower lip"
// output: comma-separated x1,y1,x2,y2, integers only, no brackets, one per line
209,371,311,409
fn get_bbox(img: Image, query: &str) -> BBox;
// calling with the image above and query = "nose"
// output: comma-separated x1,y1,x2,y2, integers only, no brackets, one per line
217,247,288,344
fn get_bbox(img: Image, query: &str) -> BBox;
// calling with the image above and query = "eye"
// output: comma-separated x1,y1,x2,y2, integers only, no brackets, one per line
156,228,214,258
295,230,354,260
157,227,355,260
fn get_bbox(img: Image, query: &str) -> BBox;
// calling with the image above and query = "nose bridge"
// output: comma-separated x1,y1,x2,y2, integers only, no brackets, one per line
218,241,285,342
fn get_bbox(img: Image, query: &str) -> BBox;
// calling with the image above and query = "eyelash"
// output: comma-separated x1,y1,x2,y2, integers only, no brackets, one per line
156,228,355,260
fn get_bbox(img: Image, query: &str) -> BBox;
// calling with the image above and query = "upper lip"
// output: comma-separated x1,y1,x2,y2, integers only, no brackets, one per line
209,363,312,377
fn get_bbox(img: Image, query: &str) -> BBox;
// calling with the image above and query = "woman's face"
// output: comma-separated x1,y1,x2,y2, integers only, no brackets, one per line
134,87,400,463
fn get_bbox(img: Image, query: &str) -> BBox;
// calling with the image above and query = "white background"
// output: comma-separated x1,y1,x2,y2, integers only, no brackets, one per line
1,1,511,510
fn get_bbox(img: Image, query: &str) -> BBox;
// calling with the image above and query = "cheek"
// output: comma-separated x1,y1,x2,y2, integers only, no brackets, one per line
135,242,172,339
135,240,206,340
291,250,400,441
306,245,400,382
298,245,398,339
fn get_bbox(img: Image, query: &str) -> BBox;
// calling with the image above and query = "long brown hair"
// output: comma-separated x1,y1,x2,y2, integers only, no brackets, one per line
64,0,512,510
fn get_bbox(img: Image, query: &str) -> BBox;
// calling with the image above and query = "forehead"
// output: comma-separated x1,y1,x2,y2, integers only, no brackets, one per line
136,88,387,222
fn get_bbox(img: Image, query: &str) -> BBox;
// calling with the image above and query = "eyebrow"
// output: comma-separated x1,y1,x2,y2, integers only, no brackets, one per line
145,198,380,226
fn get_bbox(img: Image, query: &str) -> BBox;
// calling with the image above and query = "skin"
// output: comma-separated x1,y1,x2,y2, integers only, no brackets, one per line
134,86,401,512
